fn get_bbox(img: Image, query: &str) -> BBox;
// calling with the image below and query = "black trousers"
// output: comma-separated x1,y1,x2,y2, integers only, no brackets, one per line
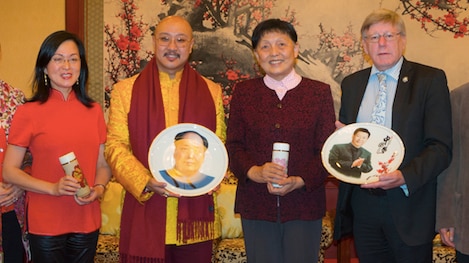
351,188,433,263
457,250,469,263
29,230,99,263
242,218,322,263
1,211,24,263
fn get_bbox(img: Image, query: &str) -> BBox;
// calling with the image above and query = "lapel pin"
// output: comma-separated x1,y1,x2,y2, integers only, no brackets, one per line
402,76,408,83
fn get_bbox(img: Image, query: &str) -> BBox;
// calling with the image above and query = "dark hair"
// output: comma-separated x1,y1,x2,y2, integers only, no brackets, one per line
353,128,371,138
251,19,298,49
174,131,209,148
29,30,93,107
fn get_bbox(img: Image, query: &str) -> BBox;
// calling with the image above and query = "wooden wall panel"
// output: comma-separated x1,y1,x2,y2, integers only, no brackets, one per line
65,0,84,40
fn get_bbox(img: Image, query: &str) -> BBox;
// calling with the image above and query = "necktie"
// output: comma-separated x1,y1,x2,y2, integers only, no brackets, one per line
370,73,409,196
371,73,387,125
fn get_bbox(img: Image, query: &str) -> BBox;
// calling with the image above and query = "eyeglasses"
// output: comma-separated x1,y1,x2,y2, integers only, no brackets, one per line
364,32,401,43
51,55,80,66
156,36,191,48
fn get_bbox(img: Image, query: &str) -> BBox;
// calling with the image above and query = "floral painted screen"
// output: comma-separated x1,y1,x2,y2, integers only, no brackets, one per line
103,0,469,118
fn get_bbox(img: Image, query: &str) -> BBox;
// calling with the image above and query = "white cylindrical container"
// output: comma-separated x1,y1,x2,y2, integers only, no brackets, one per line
59,152,90,197
271,142,290,188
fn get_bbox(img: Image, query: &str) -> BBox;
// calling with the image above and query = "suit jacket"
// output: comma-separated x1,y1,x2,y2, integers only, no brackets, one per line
329,143,373,178
159,170,215,189
334,58,452,246
226,77,336,222
436,82,469,254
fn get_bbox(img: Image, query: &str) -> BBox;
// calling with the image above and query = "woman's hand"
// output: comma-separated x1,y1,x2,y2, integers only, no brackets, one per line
0,182,24,207
247,162,287,184
74,184,106,205
52,176,81,196
267,176,305,196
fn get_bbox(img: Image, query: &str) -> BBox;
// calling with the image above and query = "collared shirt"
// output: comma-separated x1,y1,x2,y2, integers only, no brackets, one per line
160,70,183,127
357,57,404,128
263,69,302,100
356,57,408,195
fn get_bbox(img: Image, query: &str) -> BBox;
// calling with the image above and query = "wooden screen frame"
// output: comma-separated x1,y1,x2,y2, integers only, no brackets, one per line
65,0,84,40
65,0,105,107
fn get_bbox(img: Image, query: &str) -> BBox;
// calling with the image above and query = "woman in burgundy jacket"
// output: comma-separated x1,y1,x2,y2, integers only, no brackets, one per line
226,18,336,263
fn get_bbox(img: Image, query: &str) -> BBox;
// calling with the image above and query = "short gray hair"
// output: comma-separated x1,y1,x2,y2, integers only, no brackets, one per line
361,9,406,39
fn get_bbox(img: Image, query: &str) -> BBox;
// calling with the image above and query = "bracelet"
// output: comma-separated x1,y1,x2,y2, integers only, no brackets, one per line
143,186,152,193
94,184,106,190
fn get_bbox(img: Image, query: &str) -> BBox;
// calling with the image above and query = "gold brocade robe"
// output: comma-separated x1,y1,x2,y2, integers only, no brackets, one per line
104,70,226,245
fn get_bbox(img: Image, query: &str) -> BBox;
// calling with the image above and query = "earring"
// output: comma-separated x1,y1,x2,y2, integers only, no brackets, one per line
76,79,79,86
44,73,48,86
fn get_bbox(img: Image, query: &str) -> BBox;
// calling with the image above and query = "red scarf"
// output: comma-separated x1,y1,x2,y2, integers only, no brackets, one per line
120,58,217,262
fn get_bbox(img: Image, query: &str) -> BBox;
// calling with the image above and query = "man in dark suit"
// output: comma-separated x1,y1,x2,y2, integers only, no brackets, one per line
329,127,373,178
333,9,452,263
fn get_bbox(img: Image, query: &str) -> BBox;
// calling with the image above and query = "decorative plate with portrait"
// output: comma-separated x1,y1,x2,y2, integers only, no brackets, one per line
148,123,228,196
321,123,405,184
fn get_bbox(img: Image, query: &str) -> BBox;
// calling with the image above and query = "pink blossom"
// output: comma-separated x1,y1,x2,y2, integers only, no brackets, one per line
341,34,355,48
252,9,262,22
444,13,456,27
331,36,342,48
223,95,232,106
459,24,467,34
240,74,250,79
226,69,240,81
117,34,130,51
129,41,140,51
264,1,273,9
130,25,142,38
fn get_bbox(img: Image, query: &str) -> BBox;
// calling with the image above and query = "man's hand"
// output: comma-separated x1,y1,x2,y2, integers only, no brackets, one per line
352,158,365,168
207,183,221,195
335,120,346,130
439,227,455,248
361,170,405,190
146,177,180,198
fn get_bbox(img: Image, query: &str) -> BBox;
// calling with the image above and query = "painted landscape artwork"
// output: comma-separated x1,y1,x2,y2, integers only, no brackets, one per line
101,0,469,116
